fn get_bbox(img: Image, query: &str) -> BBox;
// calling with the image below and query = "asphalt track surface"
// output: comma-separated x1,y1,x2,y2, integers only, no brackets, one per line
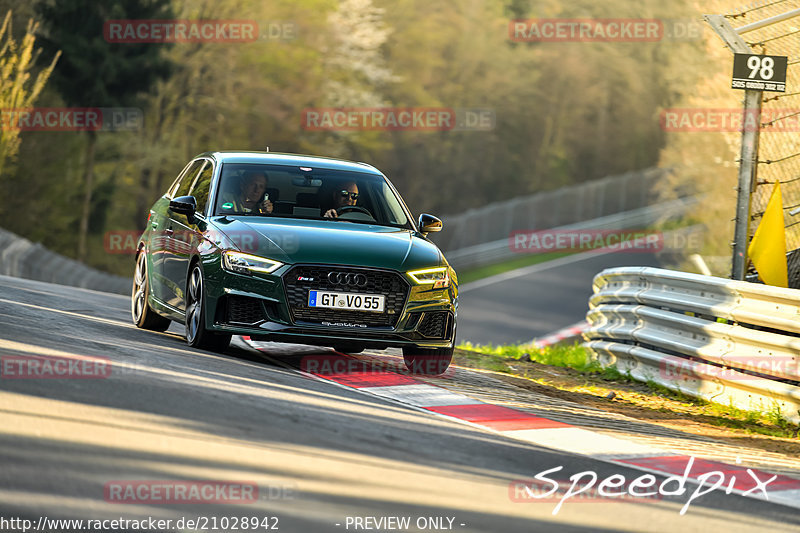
1,275,799,532
457,251,661,345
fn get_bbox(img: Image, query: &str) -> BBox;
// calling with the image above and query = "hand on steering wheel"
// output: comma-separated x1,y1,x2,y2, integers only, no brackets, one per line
336,205,372,216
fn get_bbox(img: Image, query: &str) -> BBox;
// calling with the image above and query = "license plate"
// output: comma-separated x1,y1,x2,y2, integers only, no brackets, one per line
308,290,385,312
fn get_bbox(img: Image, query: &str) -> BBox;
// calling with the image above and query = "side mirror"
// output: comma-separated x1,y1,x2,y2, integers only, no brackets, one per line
169,196,197,218
418,213,443,235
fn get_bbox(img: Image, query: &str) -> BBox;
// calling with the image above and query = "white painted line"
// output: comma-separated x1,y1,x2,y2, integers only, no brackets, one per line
768,489,800,507
359,384,484,407
504,427,665,456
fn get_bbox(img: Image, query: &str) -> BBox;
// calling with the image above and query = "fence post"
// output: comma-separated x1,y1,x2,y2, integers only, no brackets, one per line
704,15,761,280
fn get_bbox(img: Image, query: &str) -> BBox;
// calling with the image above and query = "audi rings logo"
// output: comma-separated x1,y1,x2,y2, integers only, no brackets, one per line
327,272,368,286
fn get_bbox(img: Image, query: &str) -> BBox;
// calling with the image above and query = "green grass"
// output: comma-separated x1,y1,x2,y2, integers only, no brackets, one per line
637,380,796,435
456,340,600,372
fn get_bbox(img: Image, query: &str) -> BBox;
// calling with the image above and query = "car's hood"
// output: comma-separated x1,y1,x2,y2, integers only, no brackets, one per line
211,217,443,271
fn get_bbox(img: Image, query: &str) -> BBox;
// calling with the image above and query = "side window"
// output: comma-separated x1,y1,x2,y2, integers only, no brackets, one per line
190,162,215,215
172,160,205,198
166,162,192,197
381,181,408,225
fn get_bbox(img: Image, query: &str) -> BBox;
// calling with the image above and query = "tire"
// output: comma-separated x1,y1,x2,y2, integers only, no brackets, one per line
185,263,231,352
402,346,453,375
333,344,366,354
131,252,171,331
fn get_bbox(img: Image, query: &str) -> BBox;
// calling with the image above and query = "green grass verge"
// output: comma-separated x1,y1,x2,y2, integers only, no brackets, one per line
457,340,599,372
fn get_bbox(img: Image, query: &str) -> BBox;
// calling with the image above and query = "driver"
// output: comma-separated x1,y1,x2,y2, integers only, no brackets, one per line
323,181,359,218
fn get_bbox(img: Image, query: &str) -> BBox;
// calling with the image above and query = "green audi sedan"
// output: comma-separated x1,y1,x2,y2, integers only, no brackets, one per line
131,151,457,374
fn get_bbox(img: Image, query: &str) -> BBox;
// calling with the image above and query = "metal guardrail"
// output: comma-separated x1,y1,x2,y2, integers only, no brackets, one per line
0,227,130,295
584,267,800,424
432,167,667,252
443,197,699,271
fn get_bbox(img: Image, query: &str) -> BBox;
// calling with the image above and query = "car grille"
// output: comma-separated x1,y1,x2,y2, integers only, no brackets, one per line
226,296,267,325
283,265,409,328
418,311,451,339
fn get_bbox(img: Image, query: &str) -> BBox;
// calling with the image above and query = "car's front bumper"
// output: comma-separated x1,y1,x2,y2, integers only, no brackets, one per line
202,260,457,349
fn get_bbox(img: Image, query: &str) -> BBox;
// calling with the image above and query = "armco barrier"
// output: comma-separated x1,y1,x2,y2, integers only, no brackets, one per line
0,227,130,295
442,197,699,271
584,267,800,423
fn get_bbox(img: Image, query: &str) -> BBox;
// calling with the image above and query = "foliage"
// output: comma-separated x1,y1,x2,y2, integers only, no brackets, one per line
32,0,175,261
1,0,705,274
0,10,58,179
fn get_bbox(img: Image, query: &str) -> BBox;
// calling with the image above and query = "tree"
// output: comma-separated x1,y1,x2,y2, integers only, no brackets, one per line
34,0,173,262
0,10,59,179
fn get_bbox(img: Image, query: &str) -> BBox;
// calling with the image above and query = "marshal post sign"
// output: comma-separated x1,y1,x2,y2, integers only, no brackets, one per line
732,53,787,92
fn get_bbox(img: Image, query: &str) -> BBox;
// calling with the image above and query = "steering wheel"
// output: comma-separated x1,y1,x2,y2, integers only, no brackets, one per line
336,205,374,218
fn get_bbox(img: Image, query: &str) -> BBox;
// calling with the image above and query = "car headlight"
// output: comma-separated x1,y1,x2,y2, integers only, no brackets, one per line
222,251,283,275
408,267,450,289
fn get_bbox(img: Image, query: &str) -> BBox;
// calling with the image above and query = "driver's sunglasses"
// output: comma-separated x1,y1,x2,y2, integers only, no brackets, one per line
339,190,359,200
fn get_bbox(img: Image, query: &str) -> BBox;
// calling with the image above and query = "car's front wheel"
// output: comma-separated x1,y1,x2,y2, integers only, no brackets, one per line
131,252,171,331
185,264,231,352
402,346,453,375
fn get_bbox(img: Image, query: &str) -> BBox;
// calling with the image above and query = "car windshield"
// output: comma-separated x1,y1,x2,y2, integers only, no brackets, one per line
213,163,411,228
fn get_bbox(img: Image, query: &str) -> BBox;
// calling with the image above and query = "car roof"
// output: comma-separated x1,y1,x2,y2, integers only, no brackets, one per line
196,151,384,175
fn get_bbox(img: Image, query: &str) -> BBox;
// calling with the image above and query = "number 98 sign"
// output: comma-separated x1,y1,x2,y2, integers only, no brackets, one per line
732,53,787,92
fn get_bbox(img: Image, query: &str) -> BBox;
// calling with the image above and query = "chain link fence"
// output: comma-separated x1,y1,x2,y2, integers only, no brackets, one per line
725,2,800,259
431,168,665,252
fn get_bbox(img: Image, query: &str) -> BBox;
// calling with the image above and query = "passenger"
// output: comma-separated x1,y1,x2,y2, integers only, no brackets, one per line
221,171,273,214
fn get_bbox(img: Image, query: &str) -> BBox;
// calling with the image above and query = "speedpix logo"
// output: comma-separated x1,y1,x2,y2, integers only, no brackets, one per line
510,457,776,515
